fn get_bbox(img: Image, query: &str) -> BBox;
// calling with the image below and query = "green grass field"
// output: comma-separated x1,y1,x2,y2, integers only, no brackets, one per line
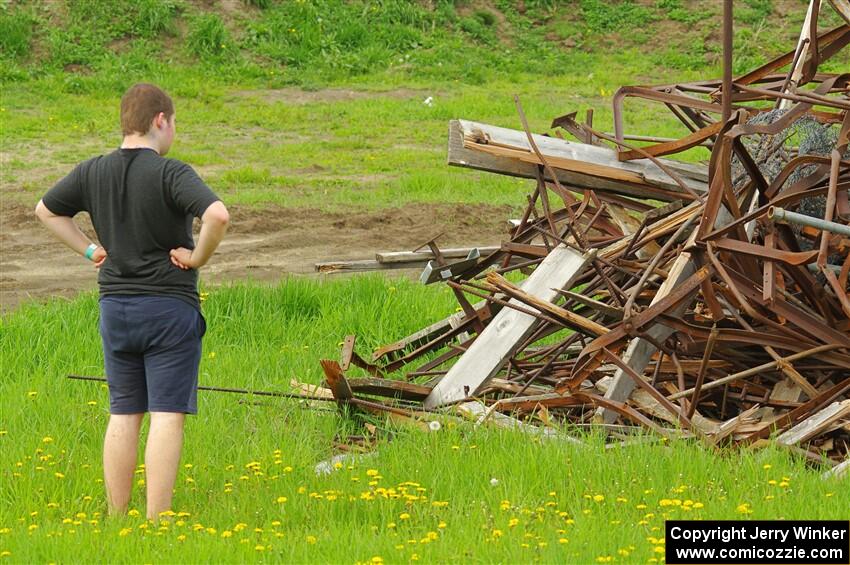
2,1,849,563
2,279,847,563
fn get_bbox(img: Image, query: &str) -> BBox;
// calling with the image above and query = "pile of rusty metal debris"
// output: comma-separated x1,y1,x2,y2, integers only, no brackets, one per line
317,1,850,475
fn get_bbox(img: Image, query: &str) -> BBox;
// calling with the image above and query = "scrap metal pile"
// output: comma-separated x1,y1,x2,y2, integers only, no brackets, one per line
319,1,850,471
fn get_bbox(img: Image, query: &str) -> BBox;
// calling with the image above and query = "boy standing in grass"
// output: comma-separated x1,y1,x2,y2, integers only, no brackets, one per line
35,83,229,520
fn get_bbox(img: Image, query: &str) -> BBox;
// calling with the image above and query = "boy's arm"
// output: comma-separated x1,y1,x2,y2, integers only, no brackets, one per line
169,201,229,270
35,199,107,267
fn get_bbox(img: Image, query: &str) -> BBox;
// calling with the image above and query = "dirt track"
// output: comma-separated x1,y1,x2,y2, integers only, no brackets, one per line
0,199,510,312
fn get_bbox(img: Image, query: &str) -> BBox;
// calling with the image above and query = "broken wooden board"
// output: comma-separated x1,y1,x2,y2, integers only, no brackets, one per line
423,246,594,408
606,204,661,259
315,259,419,274
376,246,499,264
594,247,698,424
822,457,850,480
456,400,582,444
776,399,850,446
448,119,708,201
596,376,720,435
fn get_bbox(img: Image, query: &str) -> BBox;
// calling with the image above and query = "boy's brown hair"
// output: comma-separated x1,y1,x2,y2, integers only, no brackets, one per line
120,83,174,136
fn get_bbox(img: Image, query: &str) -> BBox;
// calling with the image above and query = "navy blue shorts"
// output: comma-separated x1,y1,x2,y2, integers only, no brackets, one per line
99,295,206,415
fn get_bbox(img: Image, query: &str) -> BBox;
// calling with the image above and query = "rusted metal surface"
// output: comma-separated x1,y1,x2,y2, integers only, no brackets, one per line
311,4,850,466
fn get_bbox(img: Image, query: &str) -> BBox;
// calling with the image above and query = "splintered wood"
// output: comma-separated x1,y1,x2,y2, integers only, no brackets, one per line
319,11,850,467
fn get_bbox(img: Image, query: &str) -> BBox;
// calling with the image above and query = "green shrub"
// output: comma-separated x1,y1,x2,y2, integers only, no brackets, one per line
459,16,493,42
134,0,178,38
186,13,230,58
473,9,497,27
0,9,34,59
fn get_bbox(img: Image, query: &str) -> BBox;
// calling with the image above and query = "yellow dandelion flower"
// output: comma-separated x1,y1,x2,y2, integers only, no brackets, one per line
508,518,519,528
276,496,288,503
119,528,132,536
306,535,317,544
254,545,265,551
221,530,233,538
492,529,503,538
559,538,569,544
399,513,410,520
592,494,604,502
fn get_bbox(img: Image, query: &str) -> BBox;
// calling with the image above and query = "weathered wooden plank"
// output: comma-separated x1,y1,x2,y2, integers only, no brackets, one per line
596,376,720,434
594,247,697,424
822,457,850,480
776,399,850,446
606,204,661,259
423,246,594,408
315,259,416,273
371,302,487,361
448,119,708,201
456,400,582,444
376,247,499,264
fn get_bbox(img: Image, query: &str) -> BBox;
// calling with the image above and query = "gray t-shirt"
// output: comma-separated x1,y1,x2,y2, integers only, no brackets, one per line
42,148,220,308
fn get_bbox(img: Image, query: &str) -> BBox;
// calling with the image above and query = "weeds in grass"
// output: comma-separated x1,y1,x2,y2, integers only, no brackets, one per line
186,13,230,59
0,7,34,60
0,278,845,562
134,0,178,39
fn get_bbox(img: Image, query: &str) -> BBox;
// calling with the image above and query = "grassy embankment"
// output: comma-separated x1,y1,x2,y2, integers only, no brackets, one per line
2,1,848,562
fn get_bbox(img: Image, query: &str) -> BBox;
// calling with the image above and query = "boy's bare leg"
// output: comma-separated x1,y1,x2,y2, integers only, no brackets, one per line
145,411,185,520
103,413,144,516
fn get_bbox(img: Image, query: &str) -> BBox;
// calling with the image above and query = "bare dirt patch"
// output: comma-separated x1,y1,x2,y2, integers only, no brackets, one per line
1,200,511,312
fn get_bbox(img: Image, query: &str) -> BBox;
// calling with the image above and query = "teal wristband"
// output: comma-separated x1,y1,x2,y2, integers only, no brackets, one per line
84,243,98,261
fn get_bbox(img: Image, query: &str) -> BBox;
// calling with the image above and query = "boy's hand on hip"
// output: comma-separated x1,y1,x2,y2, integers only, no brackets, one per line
170,247,198,270
92,246,108,269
